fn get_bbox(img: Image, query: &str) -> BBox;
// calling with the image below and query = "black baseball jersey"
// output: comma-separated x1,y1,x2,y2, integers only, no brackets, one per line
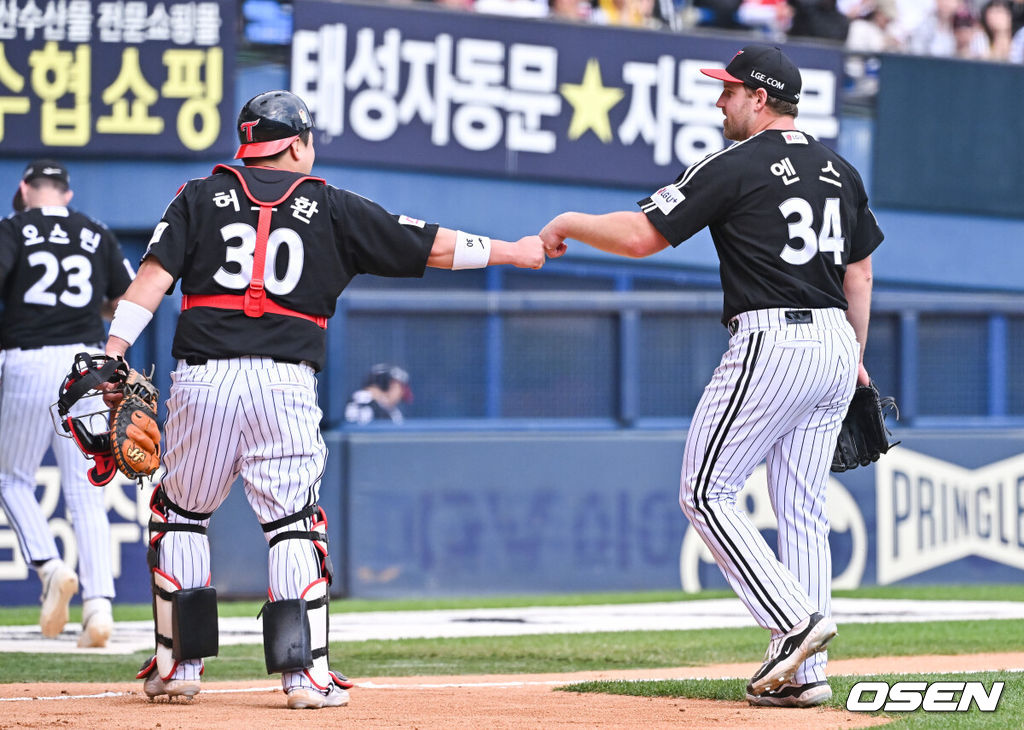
0,206,133,348
638,129,884,323
145,165,437,370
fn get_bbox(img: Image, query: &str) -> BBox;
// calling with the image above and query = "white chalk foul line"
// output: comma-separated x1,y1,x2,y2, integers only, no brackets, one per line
0,691,124,702
4,667,1022,702
357,679,573,689
0,686,281,702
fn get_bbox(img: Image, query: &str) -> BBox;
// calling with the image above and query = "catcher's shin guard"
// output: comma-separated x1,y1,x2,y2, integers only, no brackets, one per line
147,486,219,680
260,578,328,679
260,505,348,691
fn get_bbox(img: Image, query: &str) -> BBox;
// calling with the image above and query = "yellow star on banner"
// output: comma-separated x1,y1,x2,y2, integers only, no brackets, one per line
560,58,625,143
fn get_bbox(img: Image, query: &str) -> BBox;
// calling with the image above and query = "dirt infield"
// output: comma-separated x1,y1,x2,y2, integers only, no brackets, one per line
3,653,1021,729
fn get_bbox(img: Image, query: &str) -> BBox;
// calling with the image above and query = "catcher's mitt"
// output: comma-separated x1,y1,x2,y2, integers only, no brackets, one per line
831,381,900,473
110,368,161,480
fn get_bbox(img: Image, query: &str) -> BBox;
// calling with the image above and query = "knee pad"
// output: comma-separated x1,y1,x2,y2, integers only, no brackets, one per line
148,486,218,679
263,504,332,582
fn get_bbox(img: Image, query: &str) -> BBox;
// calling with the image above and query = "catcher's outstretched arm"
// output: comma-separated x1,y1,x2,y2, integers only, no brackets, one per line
425,227,546,270
106,258,174,358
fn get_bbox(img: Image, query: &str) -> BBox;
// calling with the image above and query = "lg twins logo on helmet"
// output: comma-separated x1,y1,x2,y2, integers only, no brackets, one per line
240,120,260,142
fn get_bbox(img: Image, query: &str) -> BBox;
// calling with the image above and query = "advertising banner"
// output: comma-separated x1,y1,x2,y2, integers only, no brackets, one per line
291,1,843,188
347,431,1024,598
5,430,1021,605
0,0,235,157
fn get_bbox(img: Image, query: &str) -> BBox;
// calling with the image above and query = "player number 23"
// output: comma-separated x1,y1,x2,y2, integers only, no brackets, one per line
24,251,92,308
213,222,304,295
778,197,844,266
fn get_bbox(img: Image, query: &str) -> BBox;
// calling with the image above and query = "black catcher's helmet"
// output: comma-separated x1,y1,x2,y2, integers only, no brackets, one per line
234,90,314,160
51,353,129,486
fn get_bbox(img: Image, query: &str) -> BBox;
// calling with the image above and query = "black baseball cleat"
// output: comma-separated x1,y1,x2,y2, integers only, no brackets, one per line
746,680,833,707
747,612,837,696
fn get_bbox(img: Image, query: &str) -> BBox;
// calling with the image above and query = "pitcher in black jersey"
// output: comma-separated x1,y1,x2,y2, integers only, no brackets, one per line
103,90,547,709
0,159,134,648
540,45,883,708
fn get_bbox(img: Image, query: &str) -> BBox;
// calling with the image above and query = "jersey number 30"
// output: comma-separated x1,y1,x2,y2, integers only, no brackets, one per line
214,222,304,295
778,197,844,266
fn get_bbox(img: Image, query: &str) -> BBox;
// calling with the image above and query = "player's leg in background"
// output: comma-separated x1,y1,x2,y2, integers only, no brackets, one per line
0,348,79,636
766,323,858,685
49,345,116,646
679,328,820,634
147,360,245,686
237,360,346,707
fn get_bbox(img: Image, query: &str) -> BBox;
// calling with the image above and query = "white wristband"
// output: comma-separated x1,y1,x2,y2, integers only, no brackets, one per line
108,300,153,346
452,230,491,270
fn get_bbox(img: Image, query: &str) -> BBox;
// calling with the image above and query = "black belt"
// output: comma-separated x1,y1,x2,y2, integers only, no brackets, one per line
727,309,812,335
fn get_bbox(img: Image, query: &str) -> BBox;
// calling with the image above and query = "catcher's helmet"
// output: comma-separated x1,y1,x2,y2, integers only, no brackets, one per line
51,353,129,487
234,90,314,160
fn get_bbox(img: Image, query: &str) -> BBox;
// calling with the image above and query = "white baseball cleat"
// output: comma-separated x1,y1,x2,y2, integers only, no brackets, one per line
38,560,79,638
78,597,114,648
747,612,837,696
286,685,350,710
137,656,200,701
144,676,201,701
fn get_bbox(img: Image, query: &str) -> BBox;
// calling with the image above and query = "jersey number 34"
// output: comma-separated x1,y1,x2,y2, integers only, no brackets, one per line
779,197,844,266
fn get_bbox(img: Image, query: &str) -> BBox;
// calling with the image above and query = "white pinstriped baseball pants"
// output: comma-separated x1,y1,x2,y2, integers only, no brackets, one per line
679,308,858,685
0,344,115,601
156,356,327,691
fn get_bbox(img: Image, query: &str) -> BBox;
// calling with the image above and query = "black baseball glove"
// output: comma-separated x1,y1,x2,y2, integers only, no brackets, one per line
831,381,900,473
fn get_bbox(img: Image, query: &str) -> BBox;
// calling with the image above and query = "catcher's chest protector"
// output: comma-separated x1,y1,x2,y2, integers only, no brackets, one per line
179,165,328,328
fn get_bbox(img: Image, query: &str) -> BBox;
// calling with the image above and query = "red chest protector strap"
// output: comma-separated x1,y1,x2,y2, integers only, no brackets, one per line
180,164,328,329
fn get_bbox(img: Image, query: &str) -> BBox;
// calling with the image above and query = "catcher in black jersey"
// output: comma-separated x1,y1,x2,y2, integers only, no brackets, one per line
103,90,546,709
0,159,134,648
540,45,883,708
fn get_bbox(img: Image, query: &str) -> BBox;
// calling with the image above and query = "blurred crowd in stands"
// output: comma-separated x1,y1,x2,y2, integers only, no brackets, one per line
399,0,1024,65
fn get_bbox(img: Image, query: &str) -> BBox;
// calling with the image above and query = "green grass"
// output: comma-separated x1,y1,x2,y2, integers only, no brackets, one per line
833,584,1024,602
561,672,1024,729
2,619,1022,684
